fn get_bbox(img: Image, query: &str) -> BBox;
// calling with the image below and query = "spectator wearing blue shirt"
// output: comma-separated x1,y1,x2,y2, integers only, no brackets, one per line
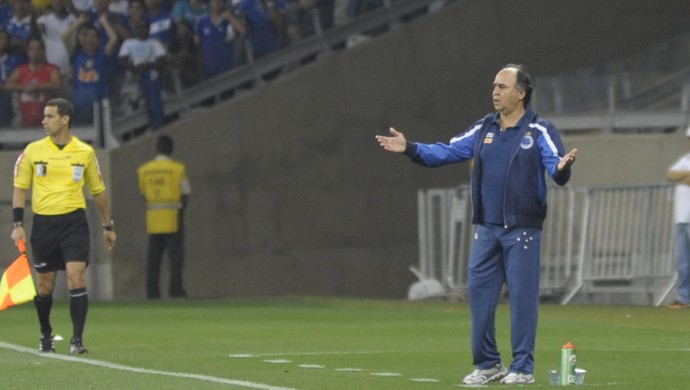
194,0,245,79
146,0,177,93
62,14,118,125
90,0,129,111
0,0,13,27
3,0,38,56
145,0,175,50
0,28,24,126
234,0,286,59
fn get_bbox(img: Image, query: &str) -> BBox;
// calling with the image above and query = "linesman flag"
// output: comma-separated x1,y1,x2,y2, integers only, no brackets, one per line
0,240,36,310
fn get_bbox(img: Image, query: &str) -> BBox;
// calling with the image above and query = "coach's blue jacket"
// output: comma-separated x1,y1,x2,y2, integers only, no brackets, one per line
403,107,571,229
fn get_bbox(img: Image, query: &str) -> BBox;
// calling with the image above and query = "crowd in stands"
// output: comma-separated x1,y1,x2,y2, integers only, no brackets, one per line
0,0,383,130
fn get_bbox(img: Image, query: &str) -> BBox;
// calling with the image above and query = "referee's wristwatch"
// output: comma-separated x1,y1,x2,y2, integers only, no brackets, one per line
102,221,115,231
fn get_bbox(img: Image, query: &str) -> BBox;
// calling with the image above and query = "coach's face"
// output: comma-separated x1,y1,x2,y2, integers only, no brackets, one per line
42,106,69,137
492,68,525,116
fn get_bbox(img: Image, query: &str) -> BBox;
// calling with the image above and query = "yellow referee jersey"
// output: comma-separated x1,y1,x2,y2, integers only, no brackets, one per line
13,136,106,215
137,156,190,234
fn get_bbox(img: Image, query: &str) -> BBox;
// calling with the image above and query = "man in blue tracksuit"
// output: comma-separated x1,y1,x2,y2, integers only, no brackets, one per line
376,64,578,385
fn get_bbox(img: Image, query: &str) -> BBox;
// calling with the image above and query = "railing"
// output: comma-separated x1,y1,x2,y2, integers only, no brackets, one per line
564,185,676,305
534,67,690,134
0,101,108,148
416,184,677,306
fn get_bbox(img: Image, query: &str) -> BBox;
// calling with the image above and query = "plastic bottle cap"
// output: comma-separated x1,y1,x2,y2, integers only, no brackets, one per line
562,341,575,349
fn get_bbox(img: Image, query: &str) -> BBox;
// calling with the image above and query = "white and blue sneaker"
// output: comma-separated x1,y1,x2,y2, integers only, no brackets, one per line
500,372,535,384
462,363,507,385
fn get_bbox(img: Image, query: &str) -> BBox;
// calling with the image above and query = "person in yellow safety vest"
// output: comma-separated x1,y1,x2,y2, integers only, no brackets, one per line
137,135,191,299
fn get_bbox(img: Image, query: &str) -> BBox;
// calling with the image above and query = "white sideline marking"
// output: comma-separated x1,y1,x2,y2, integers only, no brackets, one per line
232,352,445,383
410,378,440,383
230,350,386,358
298,364,324,369
0,342,295,390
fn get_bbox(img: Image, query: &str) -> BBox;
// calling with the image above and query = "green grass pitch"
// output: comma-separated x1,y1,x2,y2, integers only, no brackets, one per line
1,297,689,389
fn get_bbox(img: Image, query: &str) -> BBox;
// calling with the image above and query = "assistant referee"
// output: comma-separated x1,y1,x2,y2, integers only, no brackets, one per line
11,98,117,355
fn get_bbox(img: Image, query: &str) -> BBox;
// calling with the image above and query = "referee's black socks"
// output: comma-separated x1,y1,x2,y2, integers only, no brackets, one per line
34,294,53,337
69,288,88,340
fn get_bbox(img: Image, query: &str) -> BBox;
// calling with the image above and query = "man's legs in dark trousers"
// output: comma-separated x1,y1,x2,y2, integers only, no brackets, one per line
146,234,166,299
502,227,541,374
167,232,186,297
468,224,505,369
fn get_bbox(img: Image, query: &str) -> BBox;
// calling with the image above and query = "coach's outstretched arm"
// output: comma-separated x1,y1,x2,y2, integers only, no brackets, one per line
375,127,407,153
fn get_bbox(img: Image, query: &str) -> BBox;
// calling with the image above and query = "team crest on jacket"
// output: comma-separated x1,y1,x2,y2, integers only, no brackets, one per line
521,132,534,149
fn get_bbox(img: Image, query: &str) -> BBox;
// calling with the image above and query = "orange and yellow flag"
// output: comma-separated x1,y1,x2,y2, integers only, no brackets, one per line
0,240,36,310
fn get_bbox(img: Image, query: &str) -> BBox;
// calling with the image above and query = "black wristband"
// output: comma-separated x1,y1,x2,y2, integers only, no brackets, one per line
102,220,114,231
13,207,24,223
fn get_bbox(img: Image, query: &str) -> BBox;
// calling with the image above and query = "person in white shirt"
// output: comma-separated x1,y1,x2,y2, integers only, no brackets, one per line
37,0,77,93
118,17,167,128
666,126,690,309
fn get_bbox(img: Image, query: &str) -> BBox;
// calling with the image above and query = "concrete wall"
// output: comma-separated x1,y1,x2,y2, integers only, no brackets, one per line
3,0,690,299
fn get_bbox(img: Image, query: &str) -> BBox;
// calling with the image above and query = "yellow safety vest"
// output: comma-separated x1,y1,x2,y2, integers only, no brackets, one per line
137,156,189,234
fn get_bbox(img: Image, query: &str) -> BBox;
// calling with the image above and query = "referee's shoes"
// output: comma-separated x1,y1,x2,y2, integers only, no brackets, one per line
69,337,88,355
39,334,55,353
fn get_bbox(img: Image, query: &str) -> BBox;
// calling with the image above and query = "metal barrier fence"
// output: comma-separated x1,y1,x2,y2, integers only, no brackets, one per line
564,184,676,306
416,184,677,306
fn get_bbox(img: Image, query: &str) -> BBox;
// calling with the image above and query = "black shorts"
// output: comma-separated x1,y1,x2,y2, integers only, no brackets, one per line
31,209,90,273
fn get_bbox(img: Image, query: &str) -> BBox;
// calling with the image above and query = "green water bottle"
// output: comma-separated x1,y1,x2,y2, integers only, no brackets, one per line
560,341,576,385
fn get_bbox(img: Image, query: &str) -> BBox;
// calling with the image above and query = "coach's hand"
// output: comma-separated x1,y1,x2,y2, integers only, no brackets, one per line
558,148,578,171
375,127,408,153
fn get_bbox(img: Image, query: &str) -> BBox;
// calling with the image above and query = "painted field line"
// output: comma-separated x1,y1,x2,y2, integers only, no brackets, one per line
264,359,292,364
410,378,440,383
230,350,386,358
588,347,690,352
0,342,295,390
297,364,325,369
231,351,445,384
